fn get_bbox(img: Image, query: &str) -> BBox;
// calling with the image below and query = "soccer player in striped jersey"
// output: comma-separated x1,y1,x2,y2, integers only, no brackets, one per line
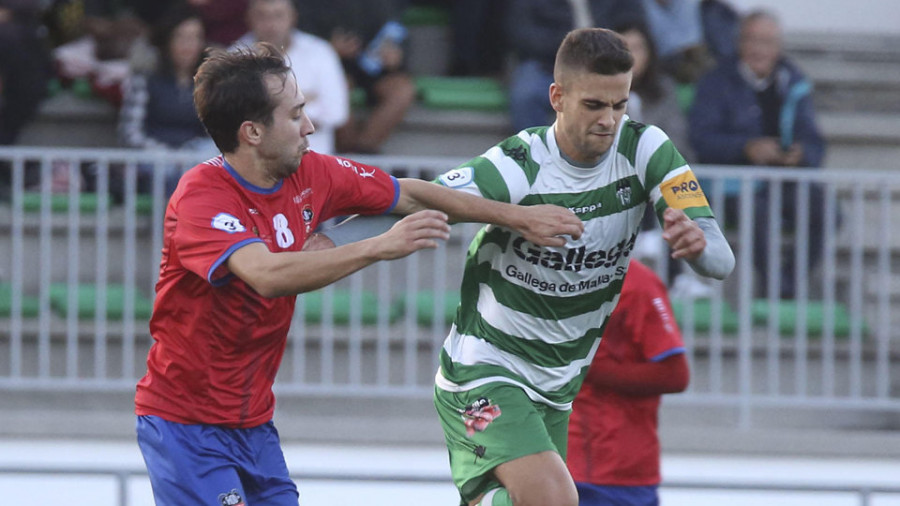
430,28,734,506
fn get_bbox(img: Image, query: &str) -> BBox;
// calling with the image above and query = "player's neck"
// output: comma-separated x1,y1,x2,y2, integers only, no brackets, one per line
222,151,279,189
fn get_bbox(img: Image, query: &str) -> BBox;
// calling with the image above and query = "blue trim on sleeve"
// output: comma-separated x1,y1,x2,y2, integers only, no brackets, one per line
650,347,686,362
207,237,264,286
222,158,283,194
382,176,401,215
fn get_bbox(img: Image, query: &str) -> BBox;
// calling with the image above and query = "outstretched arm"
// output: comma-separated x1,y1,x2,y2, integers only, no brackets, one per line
395,178,583,247
227,210,450,298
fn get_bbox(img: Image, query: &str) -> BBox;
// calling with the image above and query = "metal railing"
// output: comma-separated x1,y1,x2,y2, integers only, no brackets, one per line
1,147,898,427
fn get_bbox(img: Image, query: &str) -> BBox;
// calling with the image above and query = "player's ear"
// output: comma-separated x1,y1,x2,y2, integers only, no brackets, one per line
238,120,263,146
549,82,564,112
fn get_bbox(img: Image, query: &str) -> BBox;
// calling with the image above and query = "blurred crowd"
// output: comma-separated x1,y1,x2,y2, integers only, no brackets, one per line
0,0,827,298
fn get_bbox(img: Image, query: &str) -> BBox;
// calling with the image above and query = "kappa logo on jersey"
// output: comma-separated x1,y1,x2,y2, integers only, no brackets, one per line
512,233,637,272
218,489,245,506
211,213,246,233
336,157,376,178
439,167,473,188
661,171,710,210
460,397,501,437
502,145,528,163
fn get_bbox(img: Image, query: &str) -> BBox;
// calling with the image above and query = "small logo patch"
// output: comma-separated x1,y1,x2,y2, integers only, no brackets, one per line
439,167,474,188
616,179,632,207
218,489,245,506
460,397,501,437
211,213,246,233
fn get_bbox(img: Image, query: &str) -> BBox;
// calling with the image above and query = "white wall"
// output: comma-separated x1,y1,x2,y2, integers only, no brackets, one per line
727,0,900,35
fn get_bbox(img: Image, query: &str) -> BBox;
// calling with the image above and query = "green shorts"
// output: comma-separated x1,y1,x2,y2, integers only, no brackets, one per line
433,382,571,505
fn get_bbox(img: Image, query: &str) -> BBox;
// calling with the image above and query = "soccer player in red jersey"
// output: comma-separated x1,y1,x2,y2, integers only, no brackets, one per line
567,259,690,506
134,43,583,506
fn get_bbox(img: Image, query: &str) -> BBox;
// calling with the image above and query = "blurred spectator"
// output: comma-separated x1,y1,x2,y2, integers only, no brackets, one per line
0,0,53,146
0,0,53,198
449,0,507,77
296,0,416,154
700,0,739,64
234,0,348,155
133,0,249,48
568,259,689,506
118,5,215,196
689,10,826,299
639,0,712,83
618,21,713,298
505,0,646,133
619,21,693,161
51,0,147,106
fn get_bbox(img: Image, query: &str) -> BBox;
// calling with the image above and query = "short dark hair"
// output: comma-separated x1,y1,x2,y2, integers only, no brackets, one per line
553,28,633,82
193,42,292,153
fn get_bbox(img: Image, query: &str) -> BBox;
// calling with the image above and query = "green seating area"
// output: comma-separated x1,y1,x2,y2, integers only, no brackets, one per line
414,76,508,112
19,192,154,215
298,289,402,325
48,283,154,320
750,299,865,337
671,297,740,334
670,296,864,338
0,282,40,317
394,289,461,327
3,280,867,340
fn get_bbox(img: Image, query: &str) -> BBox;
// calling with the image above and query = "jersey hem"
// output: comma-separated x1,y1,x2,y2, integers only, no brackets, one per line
434,367,572,411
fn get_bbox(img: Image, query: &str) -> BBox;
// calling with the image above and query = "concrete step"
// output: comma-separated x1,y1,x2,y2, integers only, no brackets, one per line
786,32,900,64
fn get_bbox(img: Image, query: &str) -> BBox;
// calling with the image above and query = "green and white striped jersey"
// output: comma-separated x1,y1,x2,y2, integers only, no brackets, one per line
434,116,714,410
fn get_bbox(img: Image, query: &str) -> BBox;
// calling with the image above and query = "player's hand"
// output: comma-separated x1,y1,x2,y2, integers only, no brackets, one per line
373,210,450,260
512,204,584,247
744,137,783,165
661,208,705,261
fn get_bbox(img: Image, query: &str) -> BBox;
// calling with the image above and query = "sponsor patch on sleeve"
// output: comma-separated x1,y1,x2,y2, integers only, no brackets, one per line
439,167,474,188
660,171,710,210
211,213,246,233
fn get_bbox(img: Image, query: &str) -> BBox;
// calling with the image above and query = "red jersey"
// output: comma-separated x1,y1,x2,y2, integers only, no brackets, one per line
567,260,685,486
135,152,398,428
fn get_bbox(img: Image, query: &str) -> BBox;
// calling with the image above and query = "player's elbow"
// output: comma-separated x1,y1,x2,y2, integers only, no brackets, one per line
672,367,690,393
669,356,691,393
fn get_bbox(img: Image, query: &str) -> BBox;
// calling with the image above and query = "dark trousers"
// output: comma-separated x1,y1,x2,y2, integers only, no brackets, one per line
747,182,828,299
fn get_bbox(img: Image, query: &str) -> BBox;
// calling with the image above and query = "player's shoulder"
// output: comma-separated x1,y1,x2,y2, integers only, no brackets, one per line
180,156,229,185
622,260,665,295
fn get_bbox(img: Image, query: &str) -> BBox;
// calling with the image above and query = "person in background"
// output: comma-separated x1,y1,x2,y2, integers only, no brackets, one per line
296,0,416,154
568,258,690,506
234,0,348,155
51,0,146,106
0,0,52,146
118,5,215,196
133,0,250,48
638,0,711,83
134,42,583,506
689,10,826,299
699,0,739,65
0,0,53,197
617,21,713,298
505,0,646,133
